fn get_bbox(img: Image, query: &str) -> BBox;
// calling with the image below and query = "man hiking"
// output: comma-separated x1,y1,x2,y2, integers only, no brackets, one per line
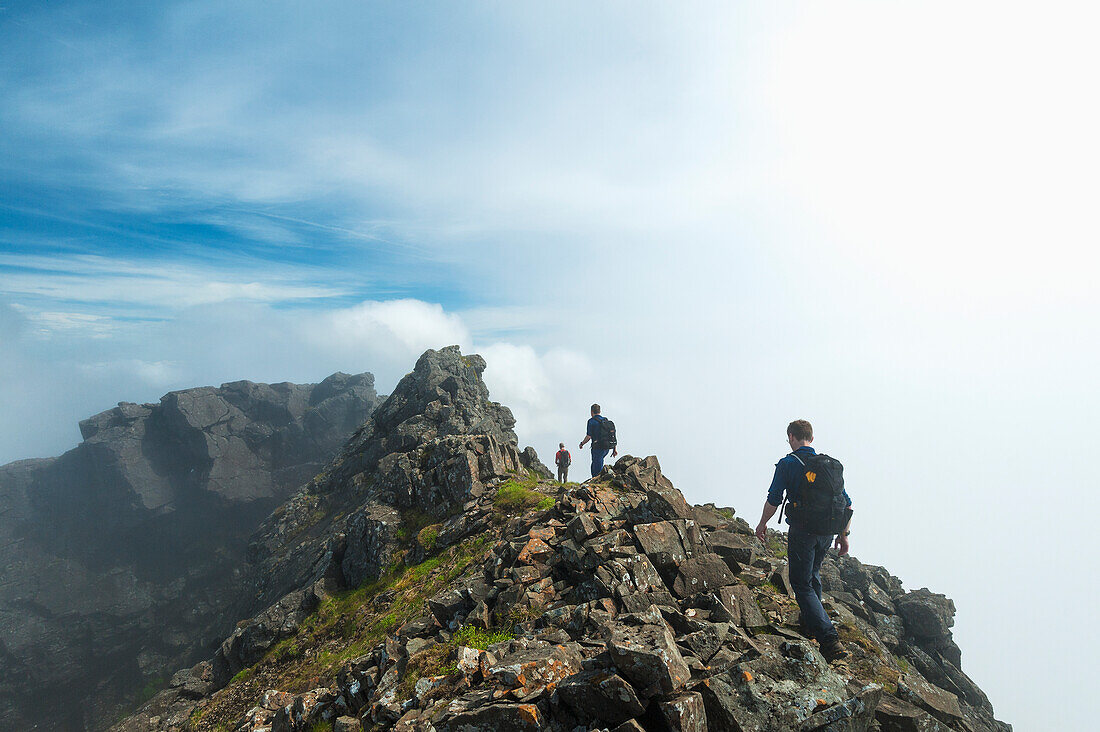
755,419,853,662
555,442,571,483
579,403,617,478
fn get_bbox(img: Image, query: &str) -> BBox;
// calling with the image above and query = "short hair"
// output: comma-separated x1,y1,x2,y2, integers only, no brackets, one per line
559,442,565,448
591,403,601,414
787,419,813,442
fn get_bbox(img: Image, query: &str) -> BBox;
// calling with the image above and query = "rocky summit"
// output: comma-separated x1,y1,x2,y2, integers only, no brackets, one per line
0,372,382,731
107,347,1009,732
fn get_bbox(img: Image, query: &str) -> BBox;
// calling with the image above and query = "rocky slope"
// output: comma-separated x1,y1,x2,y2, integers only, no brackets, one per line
114,347,1009,732
0,372,382,730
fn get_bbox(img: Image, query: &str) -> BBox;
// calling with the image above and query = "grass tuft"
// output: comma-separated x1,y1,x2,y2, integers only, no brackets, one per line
493,477,555,515
451,625,514,650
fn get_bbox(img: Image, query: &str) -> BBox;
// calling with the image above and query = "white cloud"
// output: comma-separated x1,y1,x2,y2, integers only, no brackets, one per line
327,300,471,356
480,343,598,465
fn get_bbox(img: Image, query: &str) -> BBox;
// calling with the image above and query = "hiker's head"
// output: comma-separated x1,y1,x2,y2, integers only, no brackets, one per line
787,419,813,447
559,442,565,448
591,403,601,416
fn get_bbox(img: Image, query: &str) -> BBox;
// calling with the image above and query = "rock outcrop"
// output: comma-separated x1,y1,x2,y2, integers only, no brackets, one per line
0,372,382,731
112,348,1009,732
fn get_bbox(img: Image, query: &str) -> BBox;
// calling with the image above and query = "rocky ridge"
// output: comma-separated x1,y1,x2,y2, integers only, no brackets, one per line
0,372,382,730
115,348,1009,732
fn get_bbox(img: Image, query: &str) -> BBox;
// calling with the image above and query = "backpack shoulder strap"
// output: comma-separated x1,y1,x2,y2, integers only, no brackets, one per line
788,451,805,466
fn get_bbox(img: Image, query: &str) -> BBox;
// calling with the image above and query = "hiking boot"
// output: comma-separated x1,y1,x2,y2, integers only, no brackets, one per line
819,637,849,662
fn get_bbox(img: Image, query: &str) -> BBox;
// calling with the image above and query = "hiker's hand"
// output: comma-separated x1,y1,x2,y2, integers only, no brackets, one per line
612,449,618,457
579,442,584,450
755,522,767,542
835,534,849,556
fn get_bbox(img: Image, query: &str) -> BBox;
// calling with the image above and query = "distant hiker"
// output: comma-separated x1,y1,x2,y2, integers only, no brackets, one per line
755,419,853,662
579,403,617,477
555,442,571,483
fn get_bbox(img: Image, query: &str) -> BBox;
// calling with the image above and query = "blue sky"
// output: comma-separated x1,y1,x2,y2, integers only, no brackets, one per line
2,2,1099,728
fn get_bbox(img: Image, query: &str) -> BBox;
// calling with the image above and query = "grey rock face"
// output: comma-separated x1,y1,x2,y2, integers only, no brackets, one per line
0,372,381,731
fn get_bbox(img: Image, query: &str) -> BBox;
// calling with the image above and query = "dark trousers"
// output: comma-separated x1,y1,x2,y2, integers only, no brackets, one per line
591,448,609,477
557,466,569,482
787,527,839,642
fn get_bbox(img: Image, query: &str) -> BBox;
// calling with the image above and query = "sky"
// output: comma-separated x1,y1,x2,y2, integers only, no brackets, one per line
2,1,1098,727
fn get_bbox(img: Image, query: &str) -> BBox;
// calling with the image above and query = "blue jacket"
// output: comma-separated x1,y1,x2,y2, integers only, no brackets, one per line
767,446,852,520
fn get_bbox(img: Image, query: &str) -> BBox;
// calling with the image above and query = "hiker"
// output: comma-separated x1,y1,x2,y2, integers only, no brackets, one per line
579,403,617,477
755,419,853,662
555,442,571,483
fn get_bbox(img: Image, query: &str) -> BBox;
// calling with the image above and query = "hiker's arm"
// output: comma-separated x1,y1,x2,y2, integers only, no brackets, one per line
834,513,852,555
755,500,779,541
579,435,590,449
755,462,786,541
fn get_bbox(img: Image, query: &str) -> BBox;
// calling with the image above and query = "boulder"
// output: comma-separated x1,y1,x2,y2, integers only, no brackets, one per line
486,644,583,692
659,691,708,732
440,702,544,731
797,685,883,731
634,521,689,570
556,670,647,725
896,589,955,641
672,555,738,598
695,675,762,731
605,620,691,697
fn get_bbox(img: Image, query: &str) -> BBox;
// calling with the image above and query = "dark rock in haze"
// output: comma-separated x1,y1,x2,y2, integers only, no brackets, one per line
0,372,381,730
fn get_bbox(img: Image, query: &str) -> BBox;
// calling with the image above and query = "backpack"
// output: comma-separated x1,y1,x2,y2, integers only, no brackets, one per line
783,452,852,535
594,417,617,450
557,450,571,467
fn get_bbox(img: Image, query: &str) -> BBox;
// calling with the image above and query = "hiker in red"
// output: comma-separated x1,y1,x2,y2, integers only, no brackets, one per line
554,442,571,483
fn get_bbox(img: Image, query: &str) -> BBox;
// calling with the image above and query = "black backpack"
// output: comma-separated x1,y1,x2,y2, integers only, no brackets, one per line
784,452,852,535
594,417,617,450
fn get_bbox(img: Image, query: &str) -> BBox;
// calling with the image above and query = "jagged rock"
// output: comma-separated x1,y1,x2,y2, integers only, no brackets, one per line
695,675,762,731
875,693,950,731
671,554,738,598
343,506,400,587
634,520,690,569
486,644,582,692
693,502,736,530
333,717,361,732
897,672,963,725
659,691,708,732
604,616,691,698
439,702,544,730
0,373,381,730
797,685,883,731
556,670,647,725
896,589,955,641
707,529,755,566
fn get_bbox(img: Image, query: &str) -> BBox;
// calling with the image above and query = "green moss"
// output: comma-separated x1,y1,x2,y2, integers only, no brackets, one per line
838,622,881,656
418,524,441,551
408,557,442,582
135,676,165,706
230,667,253,685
